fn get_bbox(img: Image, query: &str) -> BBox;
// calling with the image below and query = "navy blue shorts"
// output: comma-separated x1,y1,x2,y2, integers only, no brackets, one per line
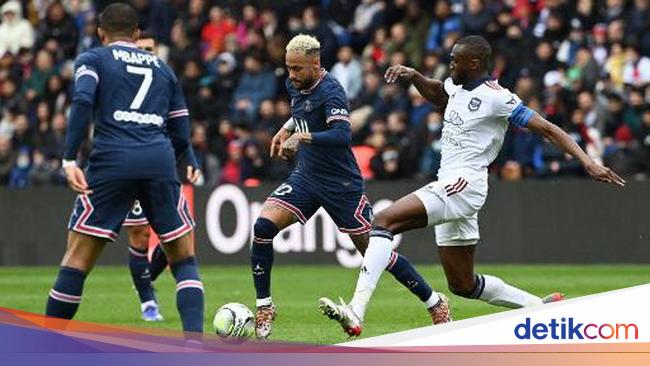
122,200,149,227
267,173,372,234
68,179,194,242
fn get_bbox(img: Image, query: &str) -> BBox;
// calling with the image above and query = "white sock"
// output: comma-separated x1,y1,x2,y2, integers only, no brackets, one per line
349,234,393,320
478,274,542,308
256,297,273,307
424,292,442,308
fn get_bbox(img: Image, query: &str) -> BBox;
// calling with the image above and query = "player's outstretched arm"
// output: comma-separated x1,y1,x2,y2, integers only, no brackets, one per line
526,113,626,187
384,65,448,110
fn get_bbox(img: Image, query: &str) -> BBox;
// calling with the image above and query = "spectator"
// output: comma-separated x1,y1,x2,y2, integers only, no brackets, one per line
426,0,461,53
350,0,385,49
371,143,401,180
386,22,422,69
43,74,68,113
236,4,262,50
11,113,31,150
418,111,443,179
362,28,388,68
241,139,268,184
301,7,338,70
260,8,281,40
0,77,23,113
330,46,363,102
179,0,207,49
8,146,30,188
256,99,280,135
209,52,238,118
28,148,60,186
0,1,35,57
168,21,201,71
22,50,56,103
133,0,173,45
622,46,650,87
42,112,66,160
220,140,243,184
232,53,276,121
36,1,78,60
461,0,491,37
77,13,100,54
191,123,219,187
201,6,236,60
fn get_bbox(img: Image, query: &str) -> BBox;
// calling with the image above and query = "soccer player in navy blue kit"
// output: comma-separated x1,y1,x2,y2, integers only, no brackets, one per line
251,34,450,339
45,4,204,336
123,32,187,323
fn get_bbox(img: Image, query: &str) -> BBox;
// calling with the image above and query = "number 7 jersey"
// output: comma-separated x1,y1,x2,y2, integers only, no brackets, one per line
72,41,188,182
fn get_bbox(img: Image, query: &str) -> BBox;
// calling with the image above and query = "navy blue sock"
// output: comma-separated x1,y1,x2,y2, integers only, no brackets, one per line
386,252,434,302
149,244,168,282
46,266,86,319
251,218,279,301
128,246,156,304
170,256,204,333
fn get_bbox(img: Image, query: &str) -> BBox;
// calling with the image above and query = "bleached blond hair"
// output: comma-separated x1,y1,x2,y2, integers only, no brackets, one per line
286,34,320,56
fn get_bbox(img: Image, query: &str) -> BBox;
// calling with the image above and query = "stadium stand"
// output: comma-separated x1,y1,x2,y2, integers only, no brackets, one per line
0,0,649,188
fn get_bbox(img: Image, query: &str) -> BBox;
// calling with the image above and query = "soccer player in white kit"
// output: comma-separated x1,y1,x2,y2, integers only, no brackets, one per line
319,35,625,336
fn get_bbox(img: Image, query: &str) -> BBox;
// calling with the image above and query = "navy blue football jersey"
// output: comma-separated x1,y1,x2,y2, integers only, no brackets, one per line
70,41,189,182
287,70,363,192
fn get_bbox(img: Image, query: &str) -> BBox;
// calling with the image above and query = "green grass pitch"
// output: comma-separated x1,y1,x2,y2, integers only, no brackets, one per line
1,265,648,344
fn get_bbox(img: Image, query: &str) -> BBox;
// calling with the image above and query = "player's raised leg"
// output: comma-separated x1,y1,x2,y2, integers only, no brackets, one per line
319,192,449,336
356,195,433,318
351,233,447,318
46,231,106,319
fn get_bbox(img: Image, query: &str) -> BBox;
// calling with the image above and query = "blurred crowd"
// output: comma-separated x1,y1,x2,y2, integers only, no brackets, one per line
1,0,649,189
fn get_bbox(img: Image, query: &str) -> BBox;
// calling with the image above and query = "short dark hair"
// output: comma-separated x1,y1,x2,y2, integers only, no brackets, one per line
456,35,492,71
139,30,157,43
99,3,138,37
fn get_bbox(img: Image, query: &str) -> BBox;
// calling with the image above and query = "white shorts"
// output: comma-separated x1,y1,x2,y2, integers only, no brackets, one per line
412,175,487,246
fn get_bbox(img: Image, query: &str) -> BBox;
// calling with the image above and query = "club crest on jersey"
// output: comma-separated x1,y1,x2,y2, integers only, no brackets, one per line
468,97,482,112
304,100,313,112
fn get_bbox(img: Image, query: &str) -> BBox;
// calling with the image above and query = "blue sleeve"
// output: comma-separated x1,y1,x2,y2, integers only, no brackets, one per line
167,80,197,167
311,85,352,146
508,103,534,128
310,120,352,146
64,52,99,160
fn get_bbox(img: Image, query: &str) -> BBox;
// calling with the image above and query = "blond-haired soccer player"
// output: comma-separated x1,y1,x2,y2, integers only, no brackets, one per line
250,34,450,339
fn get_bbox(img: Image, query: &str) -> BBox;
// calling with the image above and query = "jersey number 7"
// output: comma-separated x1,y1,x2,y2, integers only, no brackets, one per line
126,65,153,110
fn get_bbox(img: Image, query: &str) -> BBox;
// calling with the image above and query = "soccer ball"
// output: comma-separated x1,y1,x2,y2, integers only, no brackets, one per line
212,303,255,343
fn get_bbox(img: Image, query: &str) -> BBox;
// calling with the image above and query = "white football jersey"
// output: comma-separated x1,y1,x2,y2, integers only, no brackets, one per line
438,77,524,180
